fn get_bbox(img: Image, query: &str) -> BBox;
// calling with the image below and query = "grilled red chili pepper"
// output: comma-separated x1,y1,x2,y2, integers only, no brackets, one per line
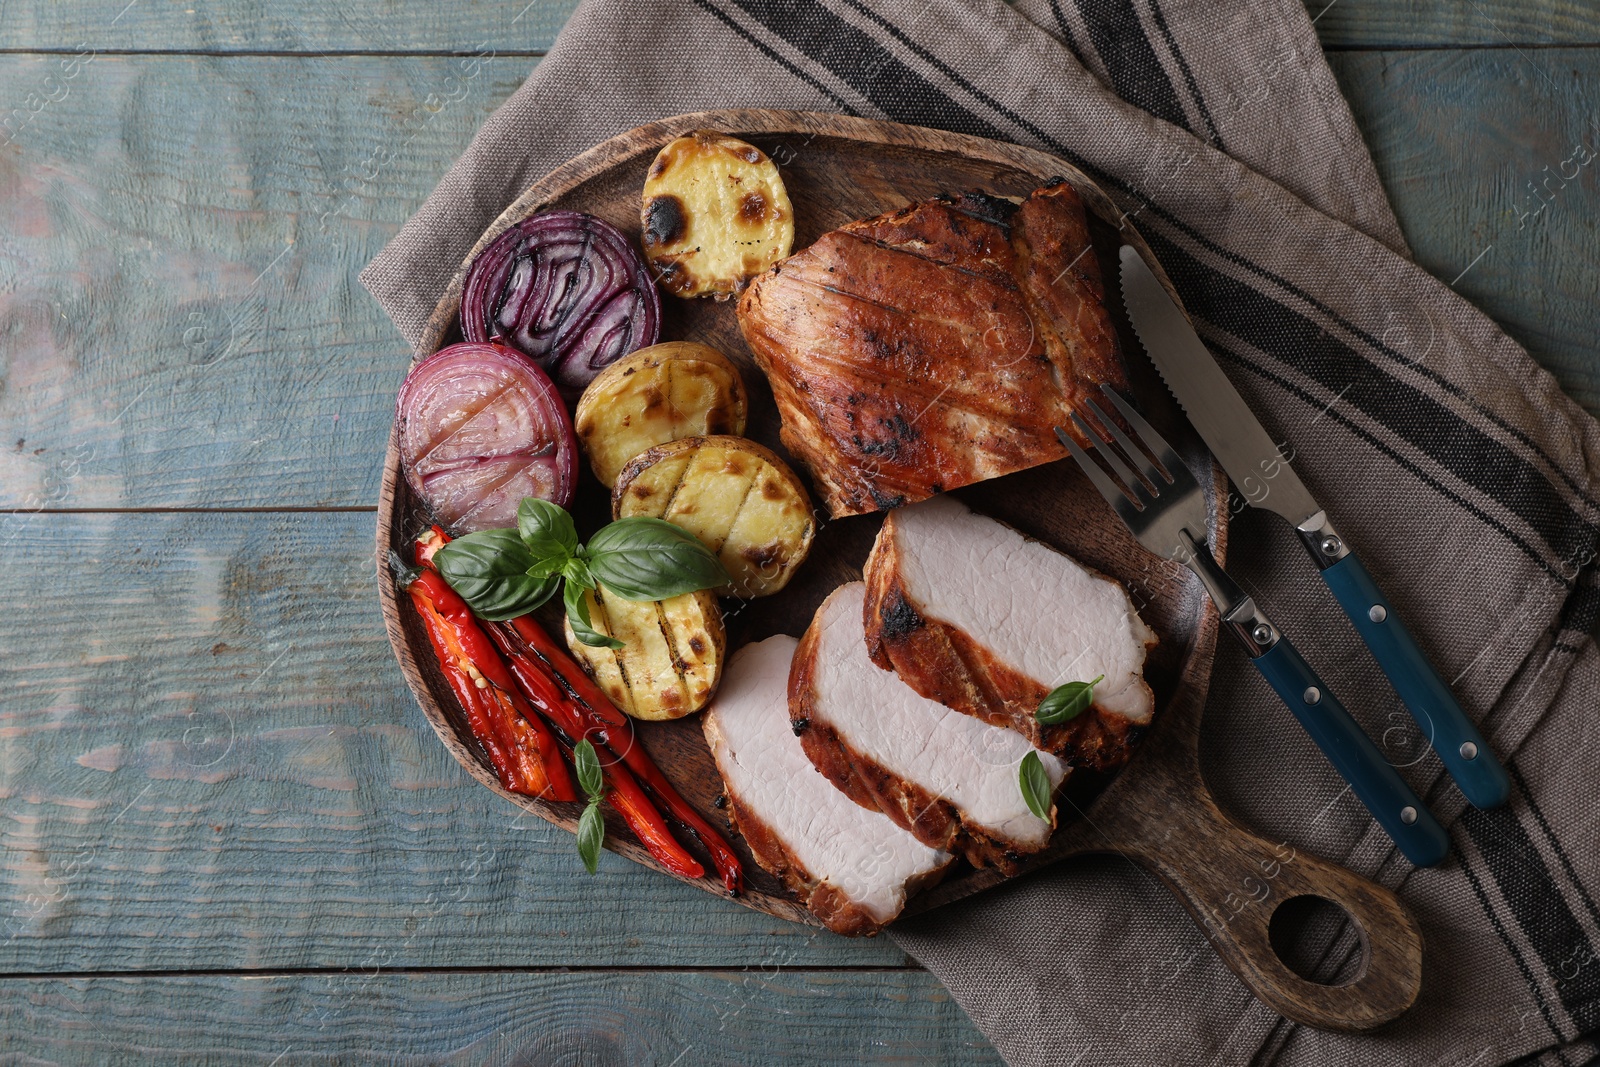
588,760,706,880
414,595,518,788
416,525,449,567
500,614,744,895
418,525,744,895
402,560,575,802
486,620,706,880
409,568,521,693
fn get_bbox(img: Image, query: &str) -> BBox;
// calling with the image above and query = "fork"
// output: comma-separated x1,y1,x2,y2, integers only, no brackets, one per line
1057,388,1450,867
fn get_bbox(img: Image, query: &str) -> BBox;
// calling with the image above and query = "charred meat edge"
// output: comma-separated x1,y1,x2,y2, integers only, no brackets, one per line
788,615,1057,875
861,509,1155,772
702,716,951,937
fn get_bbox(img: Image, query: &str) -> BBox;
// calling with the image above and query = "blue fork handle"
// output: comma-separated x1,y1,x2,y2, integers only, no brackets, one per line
1322,551,1510,809
1254,636,1451,867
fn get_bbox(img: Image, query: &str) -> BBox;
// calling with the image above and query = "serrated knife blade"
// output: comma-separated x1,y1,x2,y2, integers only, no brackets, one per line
1117,245,1321,530
1116,242,1511,811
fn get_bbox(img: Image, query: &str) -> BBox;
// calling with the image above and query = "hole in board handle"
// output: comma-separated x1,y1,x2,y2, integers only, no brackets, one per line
1268,894,1368,987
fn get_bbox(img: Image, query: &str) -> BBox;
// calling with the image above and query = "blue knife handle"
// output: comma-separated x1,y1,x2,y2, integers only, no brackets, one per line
1321,551,1510,810
1254,636,1451,867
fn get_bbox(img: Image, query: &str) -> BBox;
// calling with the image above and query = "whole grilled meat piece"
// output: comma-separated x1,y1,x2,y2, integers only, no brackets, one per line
736,182,1125,517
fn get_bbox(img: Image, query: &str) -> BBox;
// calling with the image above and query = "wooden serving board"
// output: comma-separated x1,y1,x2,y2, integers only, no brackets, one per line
377,110,1423,1033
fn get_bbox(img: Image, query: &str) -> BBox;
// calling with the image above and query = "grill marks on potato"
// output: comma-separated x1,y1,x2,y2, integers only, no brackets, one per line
574,342,748,488
738,192,768,222
613,436,816,598
567,584,724,720
665,448,759,547
643,195,687,248
637,450,696,516
640,130,794,300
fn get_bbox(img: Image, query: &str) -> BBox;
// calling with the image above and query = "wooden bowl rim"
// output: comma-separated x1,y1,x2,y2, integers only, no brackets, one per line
375,108,1227,929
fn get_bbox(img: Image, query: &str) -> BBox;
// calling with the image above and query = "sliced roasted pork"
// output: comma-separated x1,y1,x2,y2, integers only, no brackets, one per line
863,495,1157,771
736,182,1125,517
704,635,953,936
791,583,1068,871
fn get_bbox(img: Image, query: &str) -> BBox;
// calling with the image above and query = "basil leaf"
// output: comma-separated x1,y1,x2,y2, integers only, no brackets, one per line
561,556,596,591
573,739,604,800
1035,675,1105,725
525,556,566,582
518,497,579,562
434,528,559,621
1018,751,1053,820
576,797,605,875
586,517,731,602
565,580,624,650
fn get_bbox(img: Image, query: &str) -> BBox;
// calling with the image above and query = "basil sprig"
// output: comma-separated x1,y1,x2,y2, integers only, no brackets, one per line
434,497,731,648
573,739,606,874
1018,751,1052,820
1035,674,1105,725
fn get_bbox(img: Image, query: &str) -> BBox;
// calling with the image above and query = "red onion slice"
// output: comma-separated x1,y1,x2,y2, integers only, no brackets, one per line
396,342,578,532
460,210,661,398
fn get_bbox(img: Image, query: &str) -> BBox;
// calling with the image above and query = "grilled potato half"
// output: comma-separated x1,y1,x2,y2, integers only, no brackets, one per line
564,584,725,721
573,342,748,488
640,130,794,299
613,436,816,598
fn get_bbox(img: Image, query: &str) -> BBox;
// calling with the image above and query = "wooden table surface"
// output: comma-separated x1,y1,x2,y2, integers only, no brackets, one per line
1,2,1595,1063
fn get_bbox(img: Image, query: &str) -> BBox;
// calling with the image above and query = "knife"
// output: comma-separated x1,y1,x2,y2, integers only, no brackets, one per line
1117,244,1510,810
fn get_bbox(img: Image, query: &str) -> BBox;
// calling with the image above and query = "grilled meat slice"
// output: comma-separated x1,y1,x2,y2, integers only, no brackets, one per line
704,635,953,936
736,182,1125,517
864,495,1157,771
790,583,1069,872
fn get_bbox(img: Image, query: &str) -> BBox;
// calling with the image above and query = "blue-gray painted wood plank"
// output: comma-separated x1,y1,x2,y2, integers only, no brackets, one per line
1327,48,1600,414
1306,0,1599,49
0,510,909,971
0,970,1004,1065
1,50,1596,511
0,1,582,54
0,53,532,510
0,0,1592,51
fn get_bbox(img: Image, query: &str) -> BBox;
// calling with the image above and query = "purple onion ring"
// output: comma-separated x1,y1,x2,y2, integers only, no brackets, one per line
396,342,579,532
460,210,661,399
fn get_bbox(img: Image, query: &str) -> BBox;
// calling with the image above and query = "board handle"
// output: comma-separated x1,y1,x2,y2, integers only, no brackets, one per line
1116,794,1424,1032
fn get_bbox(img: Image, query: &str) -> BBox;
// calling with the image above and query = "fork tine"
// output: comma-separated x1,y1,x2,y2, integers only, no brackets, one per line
1081,395,1167,491
1070,412,1150,505
1055,426,1141,512
1097,387,1195,492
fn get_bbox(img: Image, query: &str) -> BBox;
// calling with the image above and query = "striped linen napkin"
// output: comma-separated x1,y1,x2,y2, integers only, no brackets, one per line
361,1,1600,1063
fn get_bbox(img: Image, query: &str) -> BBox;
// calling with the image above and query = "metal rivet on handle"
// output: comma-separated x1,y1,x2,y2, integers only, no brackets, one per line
1252,623,1273,646
1400,807,1418,825
1369,604,1388,623
1321,535,1343,556
1460,742,1479,760
1302,687,1321,706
